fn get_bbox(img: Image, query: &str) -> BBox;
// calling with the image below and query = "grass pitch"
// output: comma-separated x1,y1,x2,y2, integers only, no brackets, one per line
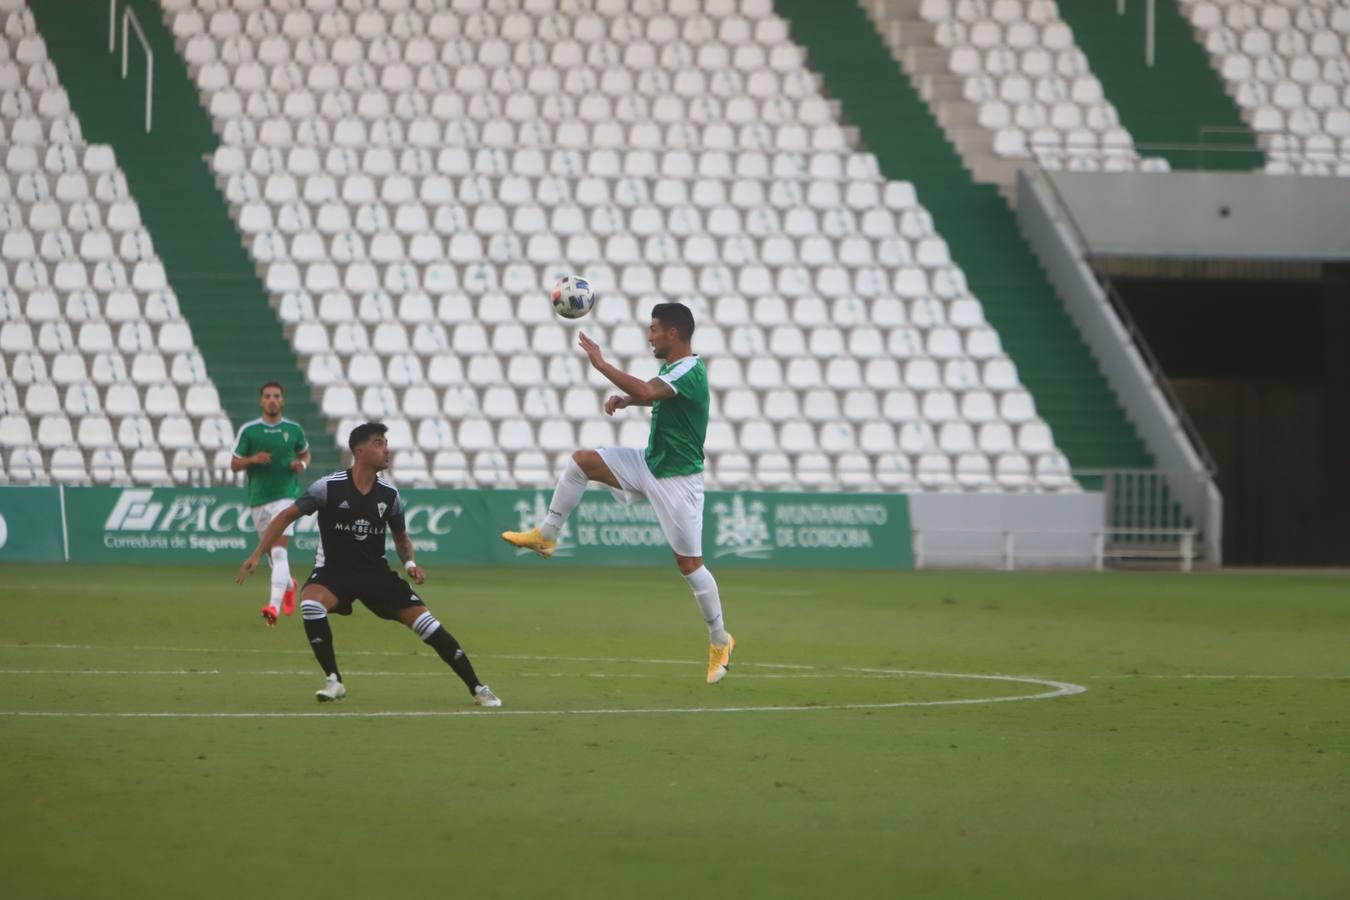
1,564,1347,899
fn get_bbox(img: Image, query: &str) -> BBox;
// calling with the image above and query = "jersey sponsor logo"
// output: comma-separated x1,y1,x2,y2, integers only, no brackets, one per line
712,495,773,559
332,518,382,541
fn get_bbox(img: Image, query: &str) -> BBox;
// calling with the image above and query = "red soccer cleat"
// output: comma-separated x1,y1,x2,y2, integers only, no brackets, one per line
261,605,279,627
281,578,297,617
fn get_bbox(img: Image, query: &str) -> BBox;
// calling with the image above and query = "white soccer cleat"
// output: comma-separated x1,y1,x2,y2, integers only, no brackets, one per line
474,684,502,708
315,673,346,702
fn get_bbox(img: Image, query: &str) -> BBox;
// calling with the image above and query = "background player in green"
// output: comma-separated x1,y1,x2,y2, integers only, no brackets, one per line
502,303,735,685
231,381,311,626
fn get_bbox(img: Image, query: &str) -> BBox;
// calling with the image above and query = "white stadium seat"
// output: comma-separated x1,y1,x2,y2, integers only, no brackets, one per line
123,0,1085,494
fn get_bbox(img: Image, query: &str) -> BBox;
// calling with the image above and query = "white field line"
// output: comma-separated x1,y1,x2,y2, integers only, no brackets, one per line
0,682,1083,719
0,646,1087,717
1,645,1341,681
0,669,918,680
1087,674,1350,680
0,669,223,676
1,644,1343,681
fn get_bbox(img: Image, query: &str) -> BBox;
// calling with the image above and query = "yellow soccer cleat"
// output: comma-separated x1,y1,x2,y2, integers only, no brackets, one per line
500,527,557,559
707,634,735,685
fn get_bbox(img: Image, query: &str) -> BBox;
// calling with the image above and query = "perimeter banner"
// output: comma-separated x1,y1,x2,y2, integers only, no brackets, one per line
0,486,65,562
0,486,913,570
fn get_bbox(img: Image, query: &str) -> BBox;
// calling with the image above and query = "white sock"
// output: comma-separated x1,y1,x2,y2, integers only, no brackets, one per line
539,458,589,540
684,566,729,645
268,546,291,608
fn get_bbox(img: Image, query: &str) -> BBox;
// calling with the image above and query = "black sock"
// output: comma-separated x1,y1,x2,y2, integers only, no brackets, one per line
303,616,341,682
426,626,482,696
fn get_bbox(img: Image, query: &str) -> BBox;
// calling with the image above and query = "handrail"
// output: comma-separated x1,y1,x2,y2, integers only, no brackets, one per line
1028,162,1220,477
122,7,153,133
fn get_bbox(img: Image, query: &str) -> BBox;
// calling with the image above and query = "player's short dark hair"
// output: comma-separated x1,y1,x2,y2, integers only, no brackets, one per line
348,422,388,452
259,381,284,396
651,302,695,341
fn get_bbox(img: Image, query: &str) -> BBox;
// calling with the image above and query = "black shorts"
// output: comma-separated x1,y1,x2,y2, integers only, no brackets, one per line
304,566,424,621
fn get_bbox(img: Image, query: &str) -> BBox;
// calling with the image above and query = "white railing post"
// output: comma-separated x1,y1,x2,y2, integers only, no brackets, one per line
121,7,153,133
1180,530,1194,573
1145,0,1156,67
1002,530,1015,571
1116,0,1125,14
1093,531,1105,571
912,529,924,569
108,0,116,53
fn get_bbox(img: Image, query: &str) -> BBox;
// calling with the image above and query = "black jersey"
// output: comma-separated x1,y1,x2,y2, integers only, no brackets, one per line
295,469,406,571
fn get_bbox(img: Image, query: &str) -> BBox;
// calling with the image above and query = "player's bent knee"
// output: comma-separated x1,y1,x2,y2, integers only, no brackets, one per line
300,584,339,611
674,554,704,575
574,449,620,489
397,604,430,628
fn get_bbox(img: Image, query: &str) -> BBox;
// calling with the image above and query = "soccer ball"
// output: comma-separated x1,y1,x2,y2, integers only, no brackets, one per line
551,275,596,320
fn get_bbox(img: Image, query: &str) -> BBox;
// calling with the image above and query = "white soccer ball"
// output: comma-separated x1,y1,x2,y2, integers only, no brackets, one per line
551,275,596,320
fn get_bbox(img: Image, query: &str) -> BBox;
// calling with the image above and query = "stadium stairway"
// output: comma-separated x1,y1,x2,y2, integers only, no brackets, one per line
1057,0,1261,172
26,0,339,475
773,0,1152,472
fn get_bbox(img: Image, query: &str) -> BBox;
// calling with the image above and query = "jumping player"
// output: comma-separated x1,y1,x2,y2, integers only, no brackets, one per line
501,302,734,684
238,422,501,707
231,381,309,626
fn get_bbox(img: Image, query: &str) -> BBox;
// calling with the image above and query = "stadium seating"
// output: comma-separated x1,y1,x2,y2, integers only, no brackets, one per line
0,3,232,486
160,0,1081,493
909,0,1166,172
1178,0,1350,175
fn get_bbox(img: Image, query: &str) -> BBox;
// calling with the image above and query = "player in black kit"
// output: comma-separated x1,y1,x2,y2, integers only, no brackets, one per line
238,422,501,707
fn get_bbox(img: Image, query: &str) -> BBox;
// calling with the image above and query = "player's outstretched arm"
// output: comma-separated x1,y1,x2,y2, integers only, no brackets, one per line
392,529,425,584
237,504,303,583
580,332,676,405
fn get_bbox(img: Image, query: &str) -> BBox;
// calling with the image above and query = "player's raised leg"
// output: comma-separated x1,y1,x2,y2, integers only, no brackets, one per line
395,604,501,707
298,584,345,701
502,449,620,557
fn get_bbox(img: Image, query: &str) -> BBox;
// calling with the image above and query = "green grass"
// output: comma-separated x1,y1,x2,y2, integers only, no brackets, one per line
1,565,1348,899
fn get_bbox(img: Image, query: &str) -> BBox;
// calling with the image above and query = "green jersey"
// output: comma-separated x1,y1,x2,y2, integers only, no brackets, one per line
645,355,709,478
232,417,308,507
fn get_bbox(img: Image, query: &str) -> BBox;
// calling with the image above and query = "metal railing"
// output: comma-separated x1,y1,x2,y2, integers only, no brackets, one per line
1116,0,1158,68
1030,162,1220,479
108,0,153,133
911,524,1196,571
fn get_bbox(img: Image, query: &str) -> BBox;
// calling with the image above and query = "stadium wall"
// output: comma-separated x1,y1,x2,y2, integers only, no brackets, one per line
0,487,1107,570
1039,172,1350,261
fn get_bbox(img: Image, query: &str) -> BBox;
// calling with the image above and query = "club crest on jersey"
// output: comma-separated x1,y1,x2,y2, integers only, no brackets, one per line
377,502,388,518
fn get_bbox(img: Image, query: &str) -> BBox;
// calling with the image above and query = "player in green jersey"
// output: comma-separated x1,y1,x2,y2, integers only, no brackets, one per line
502,303,734,684
231,381,311,626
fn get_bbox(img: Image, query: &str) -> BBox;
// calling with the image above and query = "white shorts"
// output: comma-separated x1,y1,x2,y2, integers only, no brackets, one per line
597,446,705,558
250,497,296,538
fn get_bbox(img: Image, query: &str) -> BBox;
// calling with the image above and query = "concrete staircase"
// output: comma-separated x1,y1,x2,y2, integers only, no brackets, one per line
862,0,1027,201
